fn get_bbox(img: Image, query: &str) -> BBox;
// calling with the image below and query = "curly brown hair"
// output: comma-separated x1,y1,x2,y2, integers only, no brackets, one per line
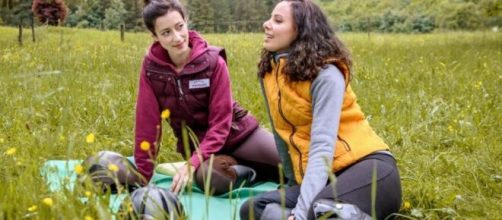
258,0,352,82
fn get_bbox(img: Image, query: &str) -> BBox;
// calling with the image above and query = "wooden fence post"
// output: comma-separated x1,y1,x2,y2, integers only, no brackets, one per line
367,17,371,40
18,23,23,46
31,13,36,42
120,23,125,42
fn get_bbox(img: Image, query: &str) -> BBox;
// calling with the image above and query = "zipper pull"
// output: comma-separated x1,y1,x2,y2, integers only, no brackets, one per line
176,79,184,100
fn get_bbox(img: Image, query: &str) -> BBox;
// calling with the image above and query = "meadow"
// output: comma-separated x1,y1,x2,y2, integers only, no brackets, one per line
0,26,501,219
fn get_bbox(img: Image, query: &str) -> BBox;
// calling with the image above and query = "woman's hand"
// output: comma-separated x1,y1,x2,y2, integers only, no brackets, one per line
170,163,195,195
287,215,295,220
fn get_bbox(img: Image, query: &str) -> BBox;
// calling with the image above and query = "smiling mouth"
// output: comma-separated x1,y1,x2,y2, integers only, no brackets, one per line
173,41,185,48
264,34,273,42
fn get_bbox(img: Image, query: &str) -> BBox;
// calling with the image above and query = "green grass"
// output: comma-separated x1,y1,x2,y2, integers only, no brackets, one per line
1,26,501,219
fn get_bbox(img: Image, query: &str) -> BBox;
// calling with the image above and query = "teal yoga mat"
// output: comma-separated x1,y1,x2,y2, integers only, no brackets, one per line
42,159,278,220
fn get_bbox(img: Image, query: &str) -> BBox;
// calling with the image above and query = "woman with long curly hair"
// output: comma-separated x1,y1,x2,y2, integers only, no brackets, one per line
240,0,402,219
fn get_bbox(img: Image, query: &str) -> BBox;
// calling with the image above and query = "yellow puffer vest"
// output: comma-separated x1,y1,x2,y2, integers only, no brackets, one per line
262,58,389,183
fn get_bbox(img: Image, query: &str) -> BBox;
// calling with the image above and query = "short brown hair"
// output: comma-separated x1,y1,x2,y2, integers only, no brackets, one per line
143,0,186,35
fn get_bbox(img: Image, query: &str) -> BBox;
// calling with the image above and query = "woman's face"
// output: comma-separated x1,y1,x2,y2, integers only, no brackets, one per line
153,10,189,57
262,1,298,52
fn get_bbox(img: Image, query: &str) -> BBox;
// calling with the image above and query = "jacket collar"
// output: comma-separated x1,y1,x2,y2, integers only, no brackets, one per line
146,31,209,73
273,51,289,63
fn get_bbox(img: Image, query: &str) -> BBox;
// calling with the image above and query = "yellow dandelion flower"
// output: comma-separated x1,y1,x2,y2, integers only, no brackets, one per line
74,164,84,174
403,201,411,209
59,135,65,142
6,147,16,155
85,191,92,197
16,161,22,166
108,164,119,172
27,205,37,212
84,216,94,220
448,125,454,133
42,197,54,207
86,133,95,143
0,138,4,143
161,109,171,119
140,141,151,151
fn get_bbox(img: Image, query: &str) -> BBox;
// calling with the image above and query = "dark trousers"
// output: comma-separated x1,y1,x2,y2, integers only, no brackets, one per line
240,153,402,220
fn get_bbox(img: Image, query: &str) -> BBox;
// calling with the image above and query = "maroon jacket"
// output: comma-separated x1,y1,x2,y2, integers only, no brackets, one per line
134,31,259,181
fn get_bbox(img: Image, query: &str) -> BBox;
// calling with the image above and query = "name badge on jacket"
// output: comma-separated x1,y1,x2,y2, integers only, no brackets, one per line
189,79,210,89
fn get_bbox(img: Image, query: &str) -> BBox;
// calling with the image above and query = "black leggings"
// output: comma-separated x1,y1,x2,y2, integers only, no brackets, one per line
240,153,402,220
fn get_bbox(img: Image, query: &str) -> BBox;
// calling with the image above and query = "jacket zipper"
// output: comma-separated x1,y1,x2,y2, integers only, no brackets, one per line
274,63,304,177
147,69,186,103
176,79,185,101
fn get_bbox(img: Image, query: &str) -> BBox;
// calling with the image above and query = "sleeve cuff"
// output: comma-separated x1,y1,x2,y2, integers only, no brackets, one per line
189,153,203,169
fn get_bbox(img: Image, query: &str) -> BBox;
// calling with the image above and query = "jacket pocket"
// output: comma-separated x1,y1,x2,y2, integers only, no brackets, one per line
334,135,352,158
146,71,170,96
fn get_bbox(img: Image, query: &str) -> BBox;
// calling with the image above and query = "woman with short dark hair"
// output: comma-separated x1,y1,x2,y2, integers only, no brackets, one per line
135,0,280,196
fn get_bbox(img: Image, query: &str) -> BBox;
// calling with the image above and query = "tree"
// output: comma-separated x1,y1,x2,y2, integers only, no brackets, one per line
32,0,68,25
188,0,214,33
123,0,143,31
234,0,266,32
211,0,231,32
103,0,126,29
436,1,481,30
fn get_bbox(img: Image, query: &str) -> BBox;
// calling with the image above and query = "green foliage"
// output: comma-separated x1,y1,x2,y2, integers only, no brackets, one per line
211,0,232,32
1,0,500,32
122,0,143,32
233,0,268,32
103,0,127,30
66,3,103,29
11,0,32,26
436,2,481,30
408,15,435,33
188,0,215,32
321,0,501,33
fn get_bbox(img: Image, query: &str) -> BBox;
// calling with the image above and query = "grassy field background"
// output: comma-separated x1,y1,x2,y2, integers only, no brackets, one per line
0,26,501,219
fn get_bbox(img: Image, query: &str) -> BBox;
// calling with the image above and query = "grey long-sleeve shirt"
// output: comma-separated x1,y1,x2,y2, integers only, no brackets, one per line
291,65,346,220
261,63,346,220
